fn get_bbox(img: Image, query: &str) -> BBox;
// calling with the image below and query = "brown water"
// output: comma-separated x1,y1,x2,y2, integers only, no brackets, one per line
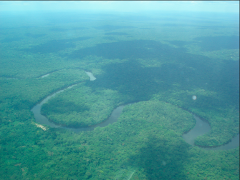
182,115,239,150
31,72,239,150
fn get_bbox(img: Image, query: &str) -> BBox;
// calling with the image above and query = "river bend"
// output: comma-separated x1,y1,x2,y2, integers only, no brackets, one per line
31,71,239,151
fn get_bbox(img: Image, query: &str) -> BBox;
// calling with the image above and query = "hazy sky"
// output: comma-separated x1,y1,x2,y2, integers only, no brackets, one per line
0,1,239,14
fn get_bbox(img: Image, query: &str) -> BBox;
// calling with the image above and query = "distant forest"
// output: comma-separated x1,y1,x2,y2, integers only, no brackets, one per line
0,11,239,180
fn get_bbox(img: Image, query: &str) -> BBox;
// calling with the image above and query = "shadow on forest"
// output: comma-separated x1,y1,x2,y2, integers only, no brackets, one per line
42,98,89,114
20,37,90,54
193,35,239,51
127,135,190,180
86,60,178,101
216,60,239,107
74,40,238,108
1,37,23,43
67,40,186,60
86,59,238,110
11,98,33,110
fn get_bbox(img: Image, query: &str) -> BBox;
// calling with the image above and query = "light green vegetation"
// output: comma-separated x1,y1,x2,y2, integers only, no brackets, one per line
152,86,239,147
0,11,239,179
42,85,129,127
1,100,238,179
0,69,89,110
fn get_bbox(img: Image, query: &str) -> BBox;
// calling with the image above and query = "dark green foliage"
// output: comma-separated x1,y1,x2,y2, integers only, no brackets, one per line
194,36,239,51
128,135,189,180
0,11,239,180
43,98,90,114
21,37,91,54
42,85,127,127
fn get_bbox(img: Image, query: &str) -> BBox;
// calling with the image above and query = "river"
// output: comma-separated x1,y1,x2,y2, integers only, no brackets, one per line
31,71,239,151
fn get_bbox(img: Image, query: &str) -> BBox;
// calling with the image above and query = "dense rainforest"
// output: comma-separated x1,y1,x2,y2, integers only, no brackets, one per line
0,11,239,179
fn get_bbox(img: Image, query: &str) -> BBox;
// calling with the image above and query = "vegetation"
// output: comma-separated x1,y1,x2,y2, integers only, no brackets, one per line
0,11,239,179
42,85,129,127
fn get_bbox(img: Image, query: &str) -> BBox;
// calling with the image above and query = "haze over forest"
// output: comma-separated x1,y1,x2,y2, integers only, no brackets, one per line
0,1,239,180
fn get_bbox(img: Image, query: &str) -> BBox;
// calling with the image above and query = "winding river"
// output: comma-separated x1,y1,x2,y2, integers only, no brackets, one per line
31,71,239,151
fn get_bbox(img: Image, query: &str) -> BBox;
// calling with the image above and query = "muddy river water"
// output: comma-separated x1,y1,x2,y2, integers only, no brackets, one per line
31,71,239,151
